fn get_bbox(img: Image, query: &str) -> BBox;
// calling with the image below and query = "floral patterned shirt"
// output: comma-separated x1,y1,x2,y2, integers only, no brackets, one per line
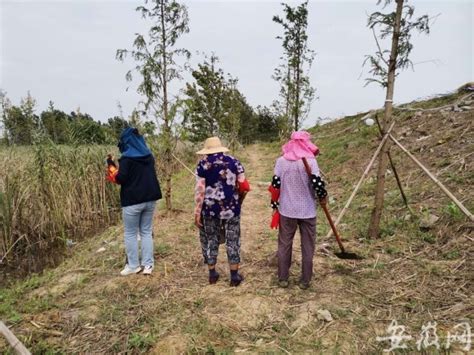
196,153,245,219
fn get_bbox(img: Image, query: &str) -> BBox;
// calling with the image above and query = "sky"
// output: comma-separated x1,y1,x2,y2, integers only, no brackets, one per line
0,0,472,128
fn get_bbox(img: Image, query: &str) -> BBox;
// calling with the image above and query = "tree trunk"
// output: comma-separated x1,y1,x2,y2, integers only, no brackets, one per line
367,0,404,238
294,60,300,131
283,63,291,139
160,0,172,211
294,29,302,132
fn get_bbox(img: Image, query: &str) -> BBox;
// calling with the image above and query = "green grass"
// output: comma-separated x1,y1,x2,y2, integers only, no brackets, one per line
128,332,155,351
154,241,172,257
443,202,463,221
0,272,53,322
398,91,463,110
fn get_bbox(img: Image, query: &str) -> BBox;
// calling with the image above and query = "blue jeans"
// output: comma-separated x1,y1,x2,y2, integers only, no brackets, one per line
122,201,156,269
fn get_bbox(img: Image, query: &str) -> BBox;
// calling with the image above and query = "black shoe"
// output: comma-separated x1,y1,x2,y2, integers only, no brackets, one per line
299,281,310,290
278,280,289,288
229,273,244,287
209,272,220,285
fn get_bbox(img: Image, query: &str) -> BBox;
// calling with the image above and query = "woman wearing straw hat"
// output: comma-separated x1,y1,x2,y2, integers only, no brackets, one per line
268,131,327,289
194,137,250,286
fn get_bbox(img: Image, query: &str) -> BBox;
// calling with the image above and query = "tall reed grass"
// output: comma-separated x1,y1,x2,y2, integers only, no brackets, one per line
0,143,120,274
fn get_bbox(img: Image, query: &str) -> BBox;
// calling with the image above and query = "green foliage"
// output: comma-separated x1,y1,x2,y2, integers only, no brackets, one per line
68,112,108,144
182,55,229,141
154,241,172,257
443,249,460,260
2,92,38,145
183,55,279,145
443,202,463,221
116,0,191,210
364,1,430,87
107,116,129,141
128,332,155,351
273,1,315,132
253,106,280,142
0,92,140,146
116,0,190,116
40,102,70,144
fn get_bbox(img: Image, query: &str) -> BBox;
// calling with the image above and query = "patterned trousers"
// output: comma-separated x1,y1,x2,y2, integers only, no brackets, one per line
199,216,241,265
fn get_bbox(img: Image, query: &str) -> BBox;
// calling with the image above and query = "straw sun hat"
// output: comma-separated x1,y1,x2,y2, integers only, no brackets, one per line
196,137,229,155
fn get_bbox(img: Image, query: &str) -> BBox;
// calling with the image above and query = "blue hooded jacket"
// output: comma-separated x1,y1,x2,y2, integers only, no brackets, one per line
116,128,162,206
118,127,152,157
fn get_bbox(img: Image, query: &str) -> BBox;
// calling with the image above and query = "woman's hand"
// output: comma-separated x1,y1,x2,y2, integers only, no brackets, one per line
195,214,203,228
319,196,328,205
106,154,116,167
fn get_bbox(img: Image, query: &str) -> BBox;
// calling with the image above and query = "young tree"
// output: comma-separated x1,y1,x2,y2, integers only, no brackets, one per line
40,101,70,144
116,0,190,211
0,90,11,145
273,1,315,134
182,54,226,141
106,116,129,140
364,0,430,238
3,92,38,145
254,105,280,142
142,121,157,137
182,54,256,147
221,78,242,152
68,108,106,144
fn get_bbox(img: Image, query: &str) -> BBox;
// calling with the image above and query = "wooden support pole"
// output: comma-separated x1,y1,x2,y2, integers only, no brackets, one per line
171,153,197,177
324,121,396,240
0,321,31,355
389,135,474,221
374,115,410,211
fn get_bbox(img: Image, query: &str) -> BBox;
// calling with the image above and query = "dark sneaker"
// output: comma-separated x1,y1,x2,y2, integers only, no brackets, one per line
209,272,220,285
299,281,310,290
229,273,244,287
278,280,289,288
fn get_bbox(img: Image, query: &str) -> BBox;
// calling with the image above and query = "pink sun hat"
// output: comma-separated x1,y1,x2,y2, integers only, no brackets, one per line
282,131,320,161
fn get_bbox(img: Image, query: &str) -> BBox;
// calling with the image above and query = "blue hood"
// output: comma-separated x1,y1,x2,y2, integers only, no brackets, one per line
118,127,152,158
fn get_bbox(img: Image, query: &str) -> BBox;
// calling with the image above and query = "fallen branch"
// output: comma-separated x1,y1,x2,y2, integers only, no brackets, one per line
324,121,396,240
0,321,31,355
389,134,473,221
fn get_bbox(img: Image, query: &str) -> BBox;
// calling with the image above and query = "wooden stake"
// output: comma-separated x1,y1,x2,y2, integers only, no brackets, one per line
0,321,31,355
374,115,411,211
389,135,474,221
324,121,396,240
171,153,197,177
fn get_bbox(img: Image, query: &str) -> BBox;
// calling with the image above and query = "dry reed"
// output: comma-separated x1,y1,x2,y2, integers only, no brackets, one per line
0,143,121,273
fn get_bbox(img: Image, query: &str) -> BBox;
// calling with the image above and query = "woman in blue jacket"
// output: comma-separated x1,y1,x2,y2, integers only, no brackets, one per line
108,127,162,276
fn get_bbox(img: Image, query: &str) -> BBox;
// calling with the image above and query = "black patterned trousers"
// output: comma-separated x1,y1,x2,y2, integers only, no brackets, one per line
199,216,241,265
